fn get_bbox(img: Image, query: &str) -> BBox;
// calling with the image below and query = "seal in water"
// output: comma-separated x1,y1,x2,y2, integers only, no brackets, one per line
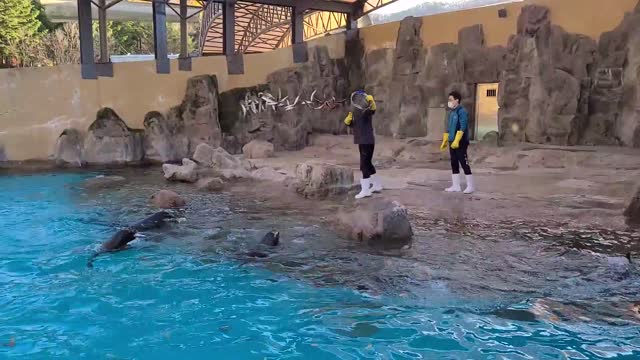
260,231,280,246
87,211,175,268
246,231,280,258
87,229,137,268
130,210,173,232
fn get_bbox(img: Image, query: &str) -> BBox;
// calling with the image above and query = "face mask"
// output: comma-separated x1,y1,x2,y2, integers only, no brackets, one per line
447,101,456,109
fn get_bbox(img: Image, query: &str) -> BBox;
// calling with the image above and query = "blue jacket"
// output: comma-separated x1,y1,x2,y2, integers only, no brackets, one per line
447,105,469,142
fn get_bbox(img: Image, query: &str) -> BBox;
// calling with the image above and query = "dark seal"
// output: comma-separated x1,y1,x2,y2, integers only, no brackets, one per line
246,231,280,258
87,211,175,268
87,229,137,268
130,211,173,232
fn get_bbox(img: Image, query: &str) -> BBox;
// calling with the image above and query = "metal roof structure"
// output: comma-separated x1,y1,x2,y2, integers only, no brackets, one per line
75,0,399,79
191,0,400,54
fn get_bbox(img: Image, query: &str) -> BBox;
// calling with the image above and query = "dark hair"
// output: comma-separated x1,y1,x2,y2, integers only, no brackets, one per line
448,91,462,102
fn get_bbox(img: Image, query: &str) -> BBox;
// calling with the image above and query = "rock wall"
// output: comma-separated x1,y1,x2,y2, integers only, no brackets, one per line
219,42,364,153
361,2,640,147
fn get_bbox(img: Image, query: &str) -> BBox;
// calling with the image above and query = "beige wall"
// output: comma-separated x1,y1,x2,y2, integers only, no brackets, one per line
1,0,637,161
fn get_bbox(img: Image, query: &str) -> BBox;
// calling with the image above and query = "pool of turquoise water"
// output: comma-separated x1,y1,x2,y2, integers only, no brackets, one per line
1,172,639,359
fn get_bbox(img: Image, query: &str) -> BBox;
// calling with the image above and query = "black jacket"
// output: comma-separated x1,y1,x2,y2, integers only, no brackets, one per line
349,108,376,145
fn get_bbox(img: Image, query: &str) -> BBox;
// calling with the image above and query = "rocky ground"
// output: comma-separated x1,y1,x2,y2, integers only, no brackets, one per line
240,134,640,231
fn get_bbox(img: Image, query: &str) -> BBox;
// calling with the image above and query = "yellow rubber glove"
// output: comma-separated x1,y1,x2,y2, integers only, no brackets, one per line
365,94,377,111
344,112,353,126
450,131,464,149
440,133,449,151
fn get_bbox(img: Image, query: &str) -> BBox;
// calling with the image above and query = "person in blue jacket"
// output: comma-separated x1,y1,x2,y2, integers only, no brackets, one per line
440,91,475,194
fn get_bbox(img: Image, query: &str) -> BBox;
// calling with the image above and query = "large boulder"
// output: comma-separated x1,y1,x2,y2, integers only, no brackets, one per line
294,161,354,199
333,198,413,249
624,185,640,227
54,128,84,166
242,140,275,159
193,143,251,179
162,158,198,183
150,190,186,209
143,111,189,163
82,108,144,165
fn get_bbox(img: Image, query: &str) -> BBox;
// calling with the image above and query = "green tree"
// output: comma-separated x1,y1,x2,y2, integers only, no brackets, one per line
109,21,154,54
0,0,43,66
31,0,59,32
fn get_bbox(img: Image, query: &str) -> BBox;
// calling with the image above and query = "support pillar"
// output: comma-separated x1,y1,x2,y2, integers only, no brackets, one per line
153,0,170,74
179,0,188,57
178,0,192,70
98,0,109,63
291,6,304,45
77,0,96,79
222,0,235,55
348,1,364,30
291,5,308,63
223,1,243,74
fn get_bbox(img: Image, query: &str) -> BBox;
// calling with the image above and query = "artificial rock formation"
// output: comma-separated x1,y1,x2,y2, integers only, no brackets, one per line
219,44,362,153
143,111,189,163
55,108,144,166
294,161,354,199
145,75,223,161
334,198,413,249
584,3,640,146
498,5,597,146
54,128,84,166
83,108,145,165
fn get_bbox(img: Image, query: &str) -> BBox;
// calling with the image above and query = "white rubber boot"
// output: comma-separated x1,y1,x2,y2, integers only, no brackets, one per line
370,174,383,193
464,174,475,194
445,174,462,192
355,178,373,199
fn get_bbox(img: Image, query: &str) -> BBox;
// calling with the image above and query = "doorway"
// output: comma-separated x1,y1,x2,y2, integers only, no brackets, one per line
474,83,500,141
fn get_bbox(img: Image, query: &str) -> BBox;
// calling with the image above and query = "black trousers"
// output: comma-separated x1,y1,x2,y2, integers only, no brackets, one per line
358,144,376,179
449,141,472,175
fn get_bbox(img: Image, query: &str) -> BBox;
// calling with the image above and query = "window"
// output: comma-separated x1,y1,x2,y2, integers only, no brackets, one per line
486,89,497,97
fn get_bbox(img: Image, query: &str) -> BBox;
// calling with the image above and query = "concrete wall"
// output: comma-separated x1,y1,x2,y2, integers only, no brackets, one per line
0,35,345,161
1,0,637,161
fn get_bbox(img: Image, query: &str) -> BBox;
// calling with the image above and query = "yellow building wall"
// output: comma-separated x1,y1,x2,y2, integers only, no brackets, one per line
1,0,638,161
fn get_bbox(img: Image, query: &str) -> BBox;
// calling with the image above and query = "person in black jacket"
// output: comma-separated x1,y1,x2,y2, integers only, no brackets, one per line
344,91,382,199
